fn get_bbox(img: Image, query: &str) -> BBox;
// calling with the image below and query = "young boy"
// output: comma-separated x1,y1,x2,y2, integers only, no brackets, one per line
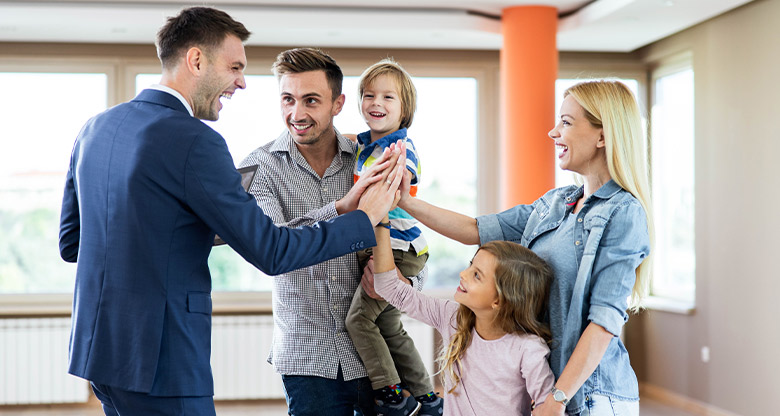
345,59,442,416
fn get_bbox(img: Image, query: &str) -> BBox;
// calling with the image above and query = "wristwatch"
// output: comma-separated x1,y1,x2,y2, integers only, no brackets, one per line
551,386,570,406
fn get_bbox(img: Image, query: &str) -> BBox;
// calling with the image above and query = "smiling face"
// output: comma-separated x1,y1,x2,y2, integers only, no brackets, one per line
191,34,247,121
548,94,606,175
279,70,344,147
360,74,403,142
454,249,500,314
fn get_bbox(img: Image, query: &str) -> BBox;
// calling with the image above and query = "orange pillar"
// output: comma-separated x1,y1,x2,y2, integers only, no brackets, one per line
500,6,558,209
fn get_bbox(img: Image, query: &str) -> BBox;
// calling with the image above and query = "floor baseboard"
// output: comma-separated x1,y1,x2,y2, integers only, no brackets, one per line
639,383,741,416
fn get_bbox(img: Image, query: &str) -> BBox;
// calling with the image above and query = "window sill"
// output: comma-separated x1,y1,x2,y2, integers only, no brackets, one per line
642,296,695,315
0,288,457,318
0,292,274,318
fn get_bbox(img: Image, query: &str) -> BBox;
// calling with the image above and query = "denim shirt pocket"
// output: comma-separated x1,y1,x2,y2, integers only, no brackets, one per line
582,214,608,255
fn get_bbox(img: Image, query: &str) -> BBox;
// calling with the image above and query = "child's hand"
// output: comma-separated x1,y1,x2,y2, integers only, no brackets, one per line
335,147,394,215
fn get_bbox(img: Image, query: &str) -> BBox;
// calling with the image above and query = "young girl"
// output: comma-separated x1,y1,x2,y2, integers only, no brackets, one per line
370,212,556,415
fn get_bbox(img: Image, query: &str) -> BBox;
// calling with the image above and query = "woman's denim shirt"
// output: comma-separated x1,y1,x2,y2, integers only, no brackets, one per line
476,180,650,414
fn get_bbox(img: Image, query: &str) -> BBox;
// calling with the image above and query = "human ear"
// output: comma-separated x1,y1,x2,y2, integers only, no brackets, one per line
185,47,204,75
596,128,606,148
332,93,346,116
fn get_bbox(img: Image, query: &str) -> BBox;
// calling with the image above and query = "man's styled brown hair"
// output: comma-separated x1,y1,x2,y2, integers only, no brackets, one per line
156,7,251,68
272,48,344,100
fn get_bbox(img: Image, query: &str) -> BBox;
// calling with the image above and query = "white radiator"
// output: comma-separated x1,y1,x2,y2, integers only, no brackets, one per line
0,317,88,405
0,315,435,404
211,314,435,400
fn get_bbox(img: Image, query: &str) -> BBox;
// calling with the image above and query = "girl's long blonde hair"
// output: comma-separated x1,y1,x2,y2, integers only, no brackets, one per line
438,241,553,394
565,80,655,312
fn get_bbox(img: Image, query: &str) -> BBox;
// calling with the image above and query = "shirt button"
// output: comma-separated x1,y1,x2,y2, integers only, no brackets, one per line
566,197,572,202
575,240,581,245
322,187,328,192
577,218,583,223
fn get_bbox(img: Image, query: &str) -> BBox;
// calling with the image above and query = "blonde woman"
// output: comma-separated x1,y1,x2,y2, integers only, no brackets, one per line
367,80,653,415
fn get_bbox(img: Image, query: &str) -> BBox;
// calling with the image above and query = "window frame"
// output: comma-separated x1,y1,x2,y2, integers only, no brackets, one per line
645,51,696,313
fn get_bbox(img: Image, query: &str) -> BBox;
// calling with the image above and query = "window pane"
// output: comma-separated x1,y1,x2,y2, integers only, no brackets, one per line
136,75,478,290
0,72,107,293
651,69,695,301
554,79,640,188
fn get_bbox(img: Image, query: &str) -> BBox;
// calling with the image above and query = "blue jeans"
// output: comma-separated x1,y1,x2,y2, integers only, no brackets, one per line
569,394,639,416
90,382,216,416
282,367,376,416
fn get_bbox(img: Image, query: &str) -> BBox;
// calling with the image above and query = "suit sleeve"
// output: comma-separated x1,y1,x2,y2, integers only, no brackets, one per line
59,153,80,262
184,130,376,276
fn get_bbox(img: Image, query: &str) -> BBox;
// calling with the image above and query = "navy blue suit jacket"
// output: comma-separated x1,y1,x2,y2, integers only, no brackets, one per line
59,89,375,396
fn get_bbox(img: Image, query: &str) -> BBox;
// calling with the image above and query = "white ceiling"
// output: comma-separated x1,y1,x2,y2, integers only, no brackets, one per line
0,0,755,52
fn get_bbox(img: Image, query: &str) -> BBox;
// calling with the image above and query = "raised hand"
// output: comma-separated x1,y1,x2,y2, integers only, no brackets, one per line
357,141,407,226
335,147,393,215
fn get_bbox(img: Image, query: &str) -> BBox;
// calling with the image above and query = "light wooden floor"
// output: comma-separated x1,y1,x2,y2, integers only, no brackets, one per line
0,397,699,415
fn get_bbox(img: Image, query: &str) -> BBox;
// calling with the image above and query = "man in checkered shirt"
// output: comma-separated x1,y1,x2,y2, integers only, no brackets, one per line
239,48,426,415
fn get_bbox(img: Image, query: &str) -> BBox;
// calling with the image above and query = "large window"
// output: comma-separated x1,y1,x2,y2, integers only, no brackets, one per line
0,72,107,293
650,67,695,303
136,73,478,290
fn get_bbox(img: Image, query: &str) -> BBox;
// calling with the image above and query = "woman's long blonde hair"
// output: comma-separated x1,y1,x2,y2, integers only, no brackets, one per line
438,241,553,394
565,80,655,312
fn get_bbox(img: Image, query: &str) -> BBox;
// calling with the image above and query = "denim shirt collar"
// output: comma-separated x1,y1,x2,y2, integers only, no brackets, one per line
563,179,622,208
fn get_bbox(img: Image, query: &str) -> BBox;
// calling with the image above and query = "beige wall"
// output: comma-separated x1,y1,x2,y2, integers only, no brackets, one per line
626,0,780,414
3,1,780,411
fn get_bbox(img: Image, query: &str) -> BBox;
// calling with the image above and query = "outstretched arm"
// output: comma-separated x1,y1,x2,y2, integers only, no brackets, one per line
397,171,480,246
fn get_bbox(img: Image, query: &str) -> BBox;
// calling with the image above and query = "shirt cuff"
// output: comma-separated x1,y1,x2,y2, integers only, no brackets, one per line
321,201,339,221
476,214,503,245
588,304,628,337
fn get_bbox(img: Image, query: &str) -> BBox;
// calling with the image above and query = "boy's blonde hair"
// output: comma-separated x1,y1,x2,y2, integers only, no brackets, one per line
564,80,655,312
358,58,417,129
438,241,552,394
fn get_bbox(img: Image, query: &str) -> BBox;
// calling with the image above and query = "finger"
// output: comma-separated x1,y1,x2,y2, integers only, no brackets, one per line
389,163,404,191
390,189,401,210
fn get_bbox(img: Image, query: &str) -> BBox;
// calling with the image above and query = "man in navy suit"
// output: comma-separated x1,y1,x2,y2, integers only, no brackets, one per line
58,7,404,415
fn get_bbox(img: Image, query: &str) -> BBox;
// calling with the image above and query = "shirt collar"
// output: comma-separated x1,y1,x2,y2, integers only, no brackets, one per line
562,179,622,206
592,179,623,199
148,84,194,117
270,129,356,156
356,128,408,148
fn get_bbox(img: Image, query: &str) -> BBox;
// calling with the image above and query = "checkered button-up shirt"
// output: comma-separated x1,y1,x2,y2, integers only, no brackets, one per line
239,130,425,381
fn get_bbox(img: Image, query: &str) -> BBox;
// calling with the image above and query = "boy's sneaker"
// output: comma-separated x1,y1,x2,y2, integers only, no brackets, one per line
415,392,443,416
375,385,421,416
